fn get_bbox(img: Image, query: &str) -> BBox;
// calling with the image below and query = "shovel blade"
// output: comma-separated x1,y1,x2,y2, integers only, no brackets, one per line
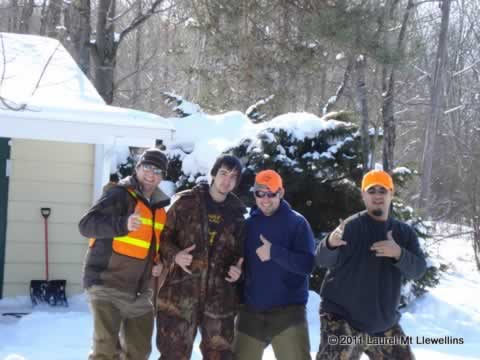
30,280,68,307
30,280,49,306
47,280,68,307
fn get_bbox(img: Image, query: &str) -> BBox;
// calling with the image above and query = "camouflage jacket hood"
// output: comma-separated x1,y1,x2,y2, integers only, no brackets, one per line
80,175,170,296
157,183,246,321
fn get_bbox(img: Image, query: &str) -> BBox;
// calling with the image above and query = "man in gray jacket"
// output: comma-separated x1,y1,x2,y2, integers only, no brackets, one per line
316,170,426,360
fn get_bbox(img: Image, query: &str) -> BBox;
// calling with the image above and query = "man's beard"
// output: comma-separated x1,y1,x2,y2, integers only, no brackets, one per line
372,209,383,217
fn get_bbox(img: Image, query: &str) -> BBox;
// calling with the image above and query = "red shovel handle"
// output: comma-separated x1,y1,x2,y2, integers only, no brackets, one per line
44,217,49,281
41,208,51,281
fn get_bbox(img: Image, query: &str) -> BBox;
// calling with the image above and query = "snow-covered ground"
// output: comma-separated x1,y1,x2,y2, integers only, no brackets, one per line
1,223,479,360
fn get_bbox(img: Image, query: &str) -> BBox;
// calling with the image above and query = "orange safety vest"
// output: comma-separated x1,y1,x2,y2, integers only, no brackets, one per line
89,189,166,260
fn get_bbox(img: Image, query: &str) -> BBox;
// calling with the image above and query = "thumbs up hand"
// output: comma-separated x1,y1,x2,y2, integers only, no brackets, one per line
225,258,244,283
370,231,402,260
127,209,142,231
256,234,272,262
175,244,196,274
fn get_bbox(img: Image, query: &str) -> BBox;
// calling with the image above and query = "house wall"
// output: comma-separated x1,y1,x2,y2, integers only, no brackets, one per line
2,139,94,297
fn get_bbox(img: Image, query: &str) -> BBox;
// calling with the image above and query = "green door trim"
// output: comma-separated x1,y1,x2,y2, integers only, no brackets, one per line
0,137,10,298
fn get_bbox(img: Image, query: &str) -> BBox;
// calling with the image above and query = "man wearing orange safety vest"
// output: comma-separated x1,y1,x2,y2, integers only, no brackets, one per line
79,148,170,360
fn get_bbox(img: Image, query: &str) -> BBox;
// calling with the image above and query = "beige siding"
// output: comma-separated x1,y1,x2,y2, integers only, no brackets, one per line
2,139,94,298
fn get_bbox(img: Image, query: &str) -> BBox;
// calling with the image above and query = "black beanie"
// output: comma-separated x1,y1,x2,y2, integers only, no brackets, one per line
137,148,168,172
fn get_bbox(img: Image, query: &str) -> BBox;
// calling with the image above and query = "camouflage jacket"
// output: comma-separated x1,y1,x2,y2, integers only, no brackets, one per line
80,175,170,297
157,184,246,322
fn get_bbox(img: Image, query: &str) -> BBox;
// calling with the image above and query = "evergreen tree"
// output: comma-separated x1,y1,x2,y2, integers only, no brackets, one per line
226,120,440,304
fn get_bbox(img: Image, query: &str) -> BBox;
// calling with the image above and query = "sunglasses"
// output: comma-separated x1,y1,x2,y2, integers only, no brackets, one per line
366,187,388,195
142,163,164,176
254,190,278,198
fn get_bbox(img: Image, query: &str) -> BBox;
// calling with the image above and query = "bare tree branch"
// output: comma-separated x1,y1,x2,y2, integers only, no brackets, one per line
117,0,167,46
322,58,353,115
32,43,61,96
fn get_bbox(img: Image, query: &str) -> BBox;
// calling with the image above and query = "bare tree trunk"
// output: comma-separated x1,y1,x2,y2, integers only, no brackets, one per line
93,0,116,104
419,0,451,211
382,69,395,172
91,0,164,104
65,0,91,76
149,7,174,112
40,0,63,38
7,0,19,32
319,68,326,104
39,0,48,35
381,0,414,173
276,0,290,114
19,0,34,33
352,54,371,172
473,214,480,270
132,0,143,107
305,76,313,111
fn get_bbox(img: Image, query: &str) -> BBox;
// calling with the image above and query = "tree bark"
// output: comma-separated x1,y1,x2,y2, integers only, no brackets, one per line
19,0,34,33
381,0,414,173
352,54,371,172
93,0,116,104
132,0,143,107
7,0,19,32
419,0,451,211
40,0,63,38
65,0,91,76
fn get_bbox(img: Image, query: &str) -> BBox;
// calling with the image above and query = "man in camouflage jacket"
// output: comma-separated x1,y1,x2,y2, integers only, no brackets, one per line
156,155,246,360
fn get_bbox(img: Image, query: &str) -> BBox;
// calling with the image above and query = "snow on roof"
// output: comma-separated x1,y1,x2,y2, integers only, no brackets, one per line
0,33,174,146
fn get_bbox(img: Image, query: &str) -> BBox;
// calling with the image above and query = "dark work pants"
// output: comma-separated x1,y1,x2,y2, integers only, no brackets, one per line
233,305,311,360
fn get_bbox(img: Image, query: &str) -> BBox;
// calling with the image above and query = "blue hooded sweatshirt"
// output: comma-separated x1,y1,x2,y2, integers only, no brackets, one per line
243,200,315,311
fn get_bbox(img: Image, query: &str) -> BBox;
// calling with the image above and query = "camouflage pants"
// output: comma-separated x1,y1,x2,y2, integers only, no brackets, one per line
156,310,235,360
316,313,415,360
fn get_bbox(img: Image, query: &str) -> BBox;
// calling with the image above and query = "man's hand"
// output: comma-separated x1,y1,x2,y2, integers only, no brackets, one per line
256,234,272,262
370,231,402,260
127,209,142,231
225,258,244,282
327,219,347,248
152,263,163,277
174,244,196,274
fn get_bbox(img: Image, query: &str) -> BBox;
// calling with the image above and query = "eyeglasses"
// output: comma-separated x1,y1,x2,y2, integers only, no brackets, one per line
366,187,388,195
254,190,278,198
142,163,164,176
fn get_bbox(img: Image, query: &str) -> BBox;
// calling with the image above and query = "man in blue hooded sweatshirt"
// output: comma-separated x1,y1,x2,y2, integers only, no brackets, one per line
233,169,315,360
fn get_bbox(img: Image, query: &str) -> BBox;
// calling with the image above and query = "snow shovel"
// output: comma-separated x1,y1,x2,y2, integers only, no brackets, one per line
30,208,68,307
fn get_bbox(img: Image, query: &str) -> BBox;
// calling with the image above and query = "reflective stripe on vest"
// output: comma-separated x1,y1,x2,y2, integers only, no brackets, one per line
111,189,166,259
